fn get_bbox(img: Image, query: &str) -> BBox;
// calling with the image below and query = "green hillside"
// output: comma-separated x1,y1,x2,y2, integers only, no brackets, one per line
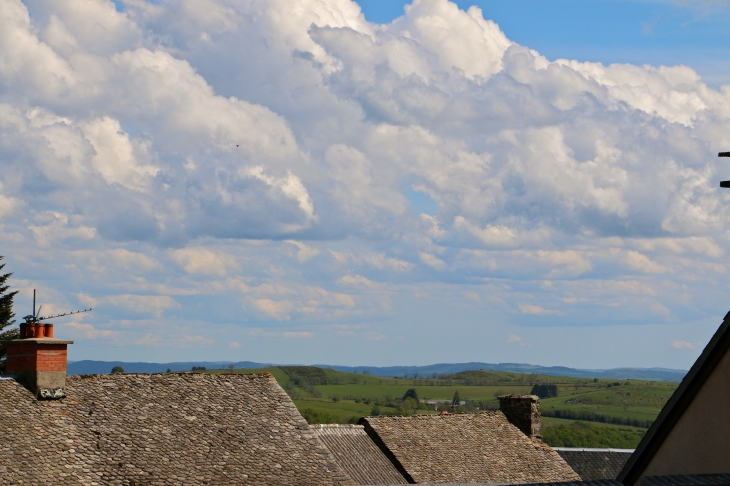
200,365,679,448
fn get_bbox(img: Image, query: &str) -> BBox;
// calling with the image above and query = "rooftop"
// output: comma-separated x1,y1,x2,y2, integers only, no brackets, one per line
556,448,634,481
311,424,408,485
0,372,353,485
360,412,580,484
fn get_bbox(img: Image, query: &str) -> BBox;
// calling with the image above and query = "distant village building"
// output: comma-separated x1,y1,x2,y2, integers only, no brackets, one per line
420,399,466,410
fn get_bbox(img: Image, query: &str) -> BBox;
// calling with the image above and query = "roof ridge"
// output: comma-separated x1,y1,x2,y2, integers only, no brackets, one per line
311,423,364,428
365,410,502,419
68,372,274,379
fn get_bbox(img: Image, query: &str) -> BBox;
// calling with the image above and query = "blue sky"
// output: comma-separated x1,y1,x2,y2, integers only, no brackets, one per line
360,0,730,86
2,0,730,370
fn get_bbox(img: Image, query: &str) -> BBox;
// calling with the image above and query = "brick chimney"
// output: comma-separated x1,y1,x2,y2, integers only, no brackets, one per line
498,394,541,441
6,321,73,399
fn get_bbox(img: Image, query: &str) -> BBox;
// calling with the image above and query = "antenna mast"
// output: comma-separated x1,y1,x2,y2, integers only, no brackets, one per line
22,289,92,325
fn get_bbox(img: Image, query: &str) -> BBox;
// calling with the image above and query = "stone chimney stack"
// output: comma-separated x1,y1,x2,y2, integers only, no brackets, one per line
5,322,73,399
498,394,541,441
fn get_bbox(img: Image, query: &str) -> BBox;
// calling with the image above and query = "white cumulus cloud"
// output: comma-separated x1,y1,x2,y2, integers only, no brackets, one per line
1,0,729,365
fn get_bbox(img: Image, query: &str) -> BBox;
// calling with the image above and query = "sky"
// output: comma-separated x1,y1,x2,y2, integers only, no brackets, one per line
1,0,730,370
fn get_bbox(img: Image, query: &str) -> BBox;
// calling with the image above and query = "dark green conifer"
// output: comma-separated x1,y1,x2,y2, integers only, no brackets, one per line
0,256,18,374
451,390,460,406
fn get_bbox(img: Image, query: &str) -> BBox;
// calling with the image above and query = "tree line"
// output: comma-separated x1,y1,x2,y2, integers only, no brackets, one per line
0,256,18,374
530,384,558,398
541,409,653,428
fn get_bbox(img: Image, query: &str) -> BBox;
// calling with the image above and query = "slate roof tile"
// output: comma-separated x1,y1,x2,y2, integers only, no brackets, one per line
312,424,408,485
638,473,730,486
555,449,633,480
0,373,354,485
361,412,581,484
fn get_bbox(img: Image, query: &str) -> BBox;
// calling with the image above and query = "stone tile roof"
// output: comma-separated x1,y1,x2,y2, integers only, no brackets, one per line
360,412,581,484
555,449,633,480
311,424,408,485
0,373,354,485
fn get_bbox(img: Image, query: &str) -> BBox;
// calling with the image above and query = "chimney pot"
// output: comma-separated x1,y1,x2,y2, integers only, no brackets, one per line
498,394,542,441
34,323,45,338
44,324,53,339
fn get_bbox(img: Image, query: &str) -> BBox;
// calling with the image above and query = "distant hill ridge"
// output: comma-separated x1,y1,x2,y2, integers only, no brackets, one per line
66,360,687,382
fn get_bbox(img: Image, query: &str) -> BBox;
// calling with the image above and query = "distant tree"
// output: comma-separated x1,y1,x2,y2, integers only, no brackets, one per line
301,408,339,425
0,257,19,374
166,368,172,373
111,366,125,374
403,388,419,401
362,369,370,375
402,397,419,412
531,384,558,399
191,366,207,371
228,364,234,371
371,405,381,416
451,390,460,406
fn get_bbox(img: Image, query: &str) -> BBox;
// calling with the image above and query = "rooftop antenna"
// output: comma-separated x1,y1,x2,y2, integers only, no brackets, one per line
22,289,92,325
720,152,730,187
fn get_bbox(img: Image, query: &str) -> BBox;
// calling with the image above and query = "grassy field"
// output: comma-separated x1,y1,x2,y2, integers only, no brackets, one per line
541,416,647,433
542,421,646,448
314,383,534,402
540,380,677,425
200,365,679,447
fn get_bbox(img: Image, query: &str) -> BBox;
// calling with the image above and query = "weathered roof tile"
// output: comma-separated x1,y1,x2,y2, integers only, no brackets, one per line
361,412,581,484
0,373,354,485
555,449,633,480
311,424,408,485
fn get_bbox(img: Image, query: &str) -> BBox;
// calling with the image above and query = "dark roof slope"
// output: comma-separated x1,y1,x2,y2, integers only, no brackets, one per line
638,473,730,485
522,481,622,486
555,448,633,480
312,424,408,485
618,312,730,485
0,373,354,485
360,412,580,484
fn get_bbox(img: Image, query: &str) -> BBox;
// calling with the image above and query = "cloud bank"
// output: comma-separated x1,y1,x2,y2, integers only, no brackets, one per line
1,0,729,367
